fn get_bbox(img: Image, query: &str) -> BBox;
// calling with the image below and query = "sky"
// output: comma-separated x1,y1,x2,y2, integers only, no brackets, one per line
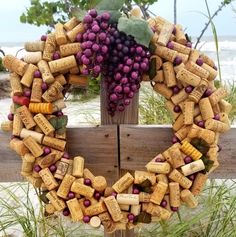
0,0,235,43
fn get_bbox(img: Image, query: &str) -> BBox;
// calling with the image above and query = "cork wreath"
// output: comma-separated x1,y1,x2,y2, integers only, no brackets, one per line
1,5,232,233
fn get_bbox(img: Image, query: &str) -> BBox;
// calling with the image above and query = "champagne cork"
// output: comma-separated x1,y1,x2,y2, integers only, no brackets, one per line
42,81,64,102
48,55,77,74
26,176,42,188
175,125,191,141
64,17,79,31
16,105,36,129
199,98,214,120
150,181,168,205
66,198,84,221
46,190,66,211
83,168,95,181
139,192,151,202
37,60,55,84
90,216,101,228
185,61,210,79
205,119,230,133
30,78,42,102
60,43,81,57
146,162,171,174
130,6,143,18
34,113,55,135
191,173,208,195
42,136,66,151
67,74,89,87
169,182,180,207
154,45,178,62
189,78,208,103
181,160,205,176
21,64,38,87
21,153,35,174
173,114,184,131
54,158,71,179
189,50,200,62
12,113,23,136
3,55,28,76
171,88,189,105
99,212,116,233
92,176,107,192
157,22,174,46
24,52,42,64
201,63,217,81
25,41,45,52
112,172,134,193
134,171,156,185
29,102,53,114
119,204,130,211
9,73,23,96
20,128,44,144
175,24,187,45
23,136,43,157
71,180,95,198
165,100,181,119
55,74,67,86
176,68,201,87
45,203,56,215
9,138,29,156
72,156,84,178
174,63,185,73
55,22,67,45
150,55,163,71
67,23,85,42
170,41,191,55
180,189,198,208
146,203,172,220
1,121,13,132
130,204,141,216
104,196,123,222
183,101,194,125
162,62,177,87
37,154,56,169
169,169,192,189
181,140,202,160
85,201,107,216
168,144,185,168
153,83,173,99
116,194,139,205
209,88,228,106
52,99,66,112
39,168,59,190
153,70,164,83
43,33,56,61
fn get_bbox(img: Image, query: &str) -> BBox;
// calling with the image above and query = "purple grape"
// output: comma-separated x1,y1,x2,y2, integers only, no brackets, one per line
115,73,122,81
132,188,140,194
197,121,205,128
34,70,41,78
92,43,99,52
41,82,48,91
76,52,82,62
83,15,93,24
82,68,89,75
92,24,100,33
24,89,31,98
131,71,138,80
214,114,220,120
101,22,109,30
43,147,51,155
83,199,91,207
84,49,92,58
101,45,108,54
99,32,106,41
185,85,194,94
172,86,180,94
81,56,90,65
133,63,140,70
67,192,75,199
172,136,179,144
94,191,101,200
127,213,135,221
8,113,14,121
171,207,178,212
136,46,143,54
49,164,57,172
34,165,41,173
84,178,92,186
204,88,212,97
114,85,122,93
53,52,61,60
110,94,118,101
101,12,110,21
186,42,192,48
128,91,134,98
89,9,97,18
188,174,196,181
88,32,96,41
83,216,90,223
155,157,163,162
123,87,130,94
76,33,83,42
111,192,117,197
63,151,70,159
174,56,182,65
161,200,167,208
184,156,192,164
123,66,130,73
93,65,101,74
41,35,47,41
174,105,181,113
63,209,70,216
196,58,204,66
167,41,174,49
124,99,130,106
140,62,148,71
57,111,63,117
96,55,104,63
118,104,125,112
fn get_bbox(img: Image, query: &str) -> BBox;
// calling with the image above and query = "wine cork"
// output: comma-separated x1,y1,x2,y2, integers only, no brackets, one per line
30,78,42,103
174,63,185,74
205,119,230,133
199,98,214,120
153,70,164,83
185,61,210,79
48,55,77,74
201,63,217,81
104,196,123,222
104,187,115,197
20,128,44,144
146,203,172,220
90,216,101,228
169,169,192,189
26,176,43,188
71,179,95,198
45,203,56,215
130,204,141,216
37,60,55,84
139,192,151,202
92,176,107,192
153,83,173,99
119,204,130,211
170,41,191,55
183,101,194,125
85,201,107,216
46,190,66,211
66,198,83,222
175,24,187,45
1,121,13,132
70,65,80,74
151,32,158,44
168,144,185,168
189,78,208,103
55,22,67,45
199,54,215,68
116,194,139,205
21,153,35,174
180,189,198,208
169,182,180,207
23,136,43,157
155,45,178,62
42,81,64,102
157,22,174,46
42,136,66,151
37,153,55,169
177,52,189,63
9,138,29,156
150,55,163,71
83,168,95,182
9,73,23,96
189,50,200,62
220,113,230,126
175,125,191,141
181,160,205,176
24,52,42,64
52,99,66,112
60,43,81,57
146,162,171,174
25,41,45,52
16,105,36,129
29,103,53,114
165,100,180,119
34,113,55,135
209,88,228,106
67,23,85,42
43,33,56,61
171,88,189,105
134,171,156,185
150,181,168,205
64,17,79,31
54,158,70,179
181,140,202,160
173,114,184,131
72,156,84,178
176,68,201,87
55,74,67,86
21,64,38,87
39,168,59,190
12,112,23,136
162,62,176,87
3,55,28,76
112,172,134,193
99,212,116,233
191,173,208,195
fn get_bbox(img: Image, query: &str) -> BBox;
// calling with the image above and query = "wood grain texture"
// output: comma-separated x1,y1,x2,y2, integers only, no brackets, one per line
120,125,236,179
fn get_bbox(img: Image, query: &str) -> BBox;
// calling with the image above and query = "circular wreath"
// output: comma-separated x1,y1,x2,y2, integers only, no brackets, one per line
1,4,232,233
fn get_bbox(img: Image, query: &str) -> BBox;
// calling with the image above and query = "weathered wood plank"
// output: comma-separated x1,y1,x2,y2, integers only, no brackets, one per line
0,126,119,183
120,125,236,179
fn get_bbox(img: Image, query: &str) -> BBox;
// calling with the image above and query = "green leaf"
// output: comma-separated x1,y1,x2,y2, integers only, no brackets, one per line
71,7,87,21
148,57,157,80
191,138,209,155
201,156,214,173
118,16,154,47
135,179,153,193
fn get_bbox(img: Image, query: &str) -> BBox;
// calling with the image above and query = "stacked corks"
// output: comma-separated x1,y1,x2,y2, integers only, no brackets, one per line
0,15,232,233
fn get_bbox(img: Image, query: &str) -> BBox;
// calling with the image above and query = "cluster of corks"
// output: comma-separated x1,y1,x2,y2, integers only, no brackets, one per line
0,14,233,232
